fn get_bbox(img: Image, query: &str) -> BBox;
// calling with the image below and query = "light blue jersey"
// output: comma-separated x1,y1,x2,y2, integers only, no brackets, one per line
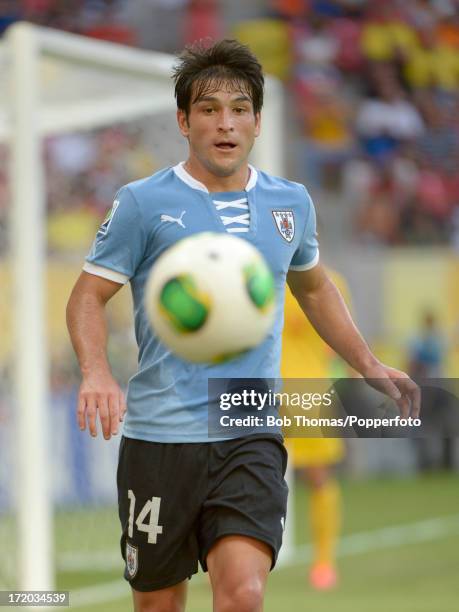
84,163,319,442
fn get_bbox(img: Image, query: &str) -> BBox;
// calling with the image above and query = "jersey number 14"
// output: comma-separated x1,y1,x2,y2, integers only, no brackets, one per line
128,489,164,544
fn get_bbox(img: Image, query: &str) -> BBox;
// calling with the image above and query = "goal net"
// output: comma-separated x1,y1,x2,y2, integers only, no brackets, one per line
0,22,289,603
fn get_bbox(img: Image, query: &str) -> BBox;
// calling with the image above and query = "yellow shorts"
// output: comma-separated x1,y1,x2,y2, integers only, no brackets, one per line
287,437,345,468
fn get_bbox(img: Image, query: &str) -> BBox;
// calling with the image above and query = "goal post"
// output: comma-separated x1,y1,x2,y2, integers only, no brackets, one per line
8,22,52,592
2,21,290,592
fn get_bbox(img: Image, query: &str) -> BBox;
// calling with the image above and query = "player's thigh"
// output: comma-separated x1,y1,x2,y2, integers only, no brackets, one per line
207,534,271,585
207,535,271,612
132,581,187,612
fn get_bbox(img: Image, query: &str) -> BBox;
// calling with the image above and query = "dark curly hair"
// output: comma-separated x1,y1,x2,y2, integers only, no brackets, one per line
172,39,264,117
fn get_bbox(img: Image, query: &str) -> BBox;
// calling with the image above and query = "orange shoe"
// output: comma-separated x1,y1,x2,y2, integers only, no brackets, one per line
309,563,338,590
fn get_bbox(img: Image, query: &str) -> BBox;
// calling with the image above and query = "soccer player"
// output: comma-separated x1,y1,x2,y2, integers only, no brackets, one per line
66,39,420,612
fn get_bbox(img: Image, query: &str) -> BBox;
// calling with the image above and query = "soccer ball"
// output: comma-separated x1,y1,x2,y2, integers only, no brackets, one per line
144,232,276,363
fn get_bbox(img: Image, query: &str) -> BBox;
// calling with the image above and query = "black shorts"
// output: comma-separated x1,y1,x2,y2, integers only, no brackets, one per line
117,434,289,592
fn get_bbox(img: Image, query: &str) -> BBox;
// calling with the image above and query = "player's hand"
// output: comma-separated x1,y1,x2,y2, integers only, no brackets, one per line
361,362,421,419
78,371,127,439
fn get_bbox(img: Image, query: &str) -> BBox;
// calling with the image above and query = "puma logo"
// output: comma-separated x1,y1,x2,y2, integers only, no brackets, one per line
160,211,186,228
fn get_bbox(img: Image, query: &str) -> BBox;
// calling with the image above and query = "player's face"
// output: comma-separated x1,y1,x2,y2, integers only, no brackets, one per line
177,82,261,183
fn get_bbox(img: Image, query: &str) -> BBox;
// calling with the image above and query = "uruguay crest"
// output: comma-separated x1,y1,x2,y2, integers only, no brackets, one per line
272,210,295,243
126,542,138,579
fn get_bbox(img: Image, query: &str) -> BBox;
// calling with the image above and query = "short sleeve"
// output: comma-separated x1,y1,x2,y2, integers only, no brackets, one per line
84,186,147,283
289,187,319,271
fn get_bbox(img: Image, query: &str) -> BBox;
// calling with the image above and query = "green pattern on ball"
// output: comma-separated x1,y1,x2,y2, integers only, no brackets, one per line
160,276,209,332
244,261,275,310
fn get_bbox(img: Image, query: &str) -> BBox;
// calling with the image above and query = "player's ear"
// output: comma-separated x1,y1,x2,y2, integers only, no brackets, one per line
254,112,261,138
177,109,190,137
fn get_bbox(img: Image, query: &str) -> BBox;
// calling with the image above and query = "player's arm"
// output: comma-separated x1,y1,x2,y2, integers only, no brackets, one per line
287,264,420,417
66,271,126,439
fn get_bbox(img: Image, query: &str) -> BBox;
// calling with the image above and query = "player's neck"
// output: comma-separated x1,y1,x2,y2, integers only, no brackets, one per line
183,159,250,193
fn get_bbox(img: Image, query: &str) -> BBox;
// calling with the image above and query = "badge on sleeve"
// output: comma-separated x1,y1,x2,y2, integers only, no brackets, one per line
97,198,120,237
272,210,295,243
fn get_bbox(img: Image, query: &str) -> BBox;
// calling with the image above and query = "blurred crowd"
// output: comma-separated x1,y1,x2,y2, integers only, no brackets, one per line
44,127,157,253
268,0,459,246
1,0,459,248
0,125,157,254
0,0,222,49
0,0,137,44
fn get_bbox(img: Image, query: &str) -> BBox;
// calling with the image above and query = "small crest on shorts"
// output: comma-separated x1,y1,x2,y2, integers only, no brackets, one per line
272,210,295,243
126,542,138,579
280,516,285,531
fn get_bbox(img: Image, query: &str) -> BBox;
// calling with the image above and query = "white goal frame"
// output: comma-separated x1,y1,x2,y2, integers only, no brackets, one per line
2,21,289,591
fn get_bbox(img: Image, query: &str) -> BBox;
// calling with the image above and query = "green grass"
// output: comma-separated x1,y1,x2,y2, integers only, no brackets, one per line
3,472,459,610
74,534,459,612
266,538,459,612
296,471,459,545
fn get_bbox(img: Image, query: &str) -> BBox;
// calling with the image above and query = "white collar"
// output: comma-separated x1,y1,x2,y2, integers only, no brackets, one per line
173,161,258,193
